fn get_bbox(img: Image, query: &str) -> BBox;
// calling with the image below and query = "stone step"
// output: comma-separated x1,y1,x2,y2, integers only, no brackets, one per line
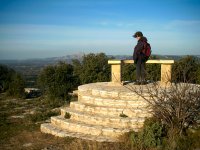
51,116,131,139
78,82,151,100
41,123,116,142
79,95,150,108
68,102,151,118
40,82,155,141
60,107,145,129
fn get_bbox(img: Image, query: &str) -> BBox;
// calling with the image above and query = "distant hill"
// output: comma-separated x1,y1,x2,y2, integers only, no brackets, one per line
0,53,84,66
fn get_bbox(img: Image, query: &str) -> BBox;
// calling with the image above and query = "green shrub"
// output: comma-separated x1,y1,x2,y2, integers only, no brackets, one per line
162,134,193,150
5,73,25,98
45,97,66,109
0,64,16,93
129,117,165,149
72,53,111,84
64,112,71,119
119,113,128,118
0,64,25,98
37,62,78,102
162,127,200,150
187,127,200,149
27,110,60,123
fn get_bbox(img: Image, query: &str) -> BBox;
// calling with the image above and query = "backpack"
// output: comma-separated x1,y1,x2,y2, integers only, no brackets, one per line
142,42,151,60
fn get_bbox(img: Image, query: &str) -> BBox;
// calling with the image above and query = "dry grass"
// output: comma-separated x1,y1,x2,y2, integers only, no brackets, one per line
0,93,72,150
3,130,72,149
0,93,128,150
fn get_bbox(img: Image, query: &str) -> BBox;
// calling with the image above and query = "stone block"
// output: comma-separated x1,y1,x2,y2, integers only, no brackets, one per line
102,128,116,137
99,90,119,98
92,89,100,96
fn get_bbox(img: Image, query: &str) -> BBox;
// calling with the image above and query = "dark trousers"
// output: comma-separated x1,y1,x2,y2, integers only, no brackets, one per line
136,59,146,81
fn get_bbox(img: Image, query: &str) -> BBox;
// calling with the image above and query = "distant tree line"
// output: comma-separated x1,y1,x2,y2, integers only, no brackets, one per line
1,53,199,101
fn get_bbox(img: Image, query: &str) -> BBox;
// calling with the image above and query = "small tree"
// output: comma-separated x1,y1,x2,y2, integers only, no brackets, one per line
37,62,78,101
7,73,25,98
0,64,16,92
128,117,164,149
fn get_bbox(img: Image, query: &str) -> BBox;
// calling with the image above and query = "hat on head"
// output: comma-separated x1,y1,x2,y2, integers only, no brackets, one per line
133,31,143,38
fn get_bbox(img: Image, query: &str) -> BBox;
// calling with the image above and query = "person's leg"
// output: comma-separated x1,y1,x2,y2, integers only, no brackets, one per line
141,62,145,80
136,59,142,83
141,61,147,84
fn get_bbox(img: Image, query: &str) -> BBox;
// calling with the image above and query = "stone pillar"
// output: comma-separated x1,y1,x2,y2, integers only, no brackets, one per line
108,60,122,83
161,64,172,85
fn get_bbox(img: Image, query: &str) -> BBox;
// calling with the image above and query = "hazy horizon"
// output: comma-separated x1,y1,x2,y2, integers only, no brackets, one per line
0,52,199,61
0,0,200,59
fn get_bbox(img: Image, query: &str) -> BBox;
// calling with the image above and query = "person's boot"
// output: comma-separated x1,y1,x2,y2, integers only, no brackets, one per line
140,80,148,85
134,80,141,85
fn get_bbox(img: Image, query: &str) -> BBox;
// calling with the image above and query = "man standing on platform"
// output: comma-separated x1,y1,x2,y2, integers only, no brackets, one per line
132,31,149,85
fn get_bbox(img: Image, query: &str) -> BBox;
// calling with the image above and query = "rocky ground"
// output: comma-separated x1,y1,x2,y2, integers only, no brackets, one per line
0,93,127,150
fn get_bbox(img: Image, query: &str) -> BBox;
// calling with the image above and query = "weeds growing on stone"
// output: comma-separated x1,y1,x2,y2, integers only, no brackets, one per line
27,110,60,123
64,112,71,119
119,113,128,118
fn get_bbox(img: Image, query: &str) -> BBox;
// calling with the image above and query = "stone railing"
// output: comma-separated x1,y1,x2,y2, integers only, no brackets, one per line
108,60,174,85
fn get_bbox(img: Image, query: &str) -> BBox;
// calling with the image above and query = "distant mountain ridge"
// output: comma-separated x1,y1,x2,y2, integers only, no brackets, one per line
0,54,84,66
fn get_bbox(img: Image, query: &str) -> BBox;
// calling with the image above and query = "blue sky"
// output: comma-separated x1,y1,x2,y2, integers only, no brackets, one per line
0,0,200,59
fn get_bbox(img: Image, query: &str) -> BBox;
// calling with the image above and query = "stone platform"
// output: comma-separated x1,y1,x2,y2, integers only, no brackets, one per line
41,82,154,142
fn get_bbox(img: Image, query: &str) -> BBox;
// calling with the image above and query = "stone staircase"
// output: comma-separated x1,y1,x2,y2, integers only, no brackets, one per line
41,82,152,142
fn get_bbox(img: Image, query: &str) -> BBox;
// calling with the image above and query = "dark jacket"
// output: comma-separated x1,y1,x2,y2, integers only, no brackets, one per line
133,37,148,63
